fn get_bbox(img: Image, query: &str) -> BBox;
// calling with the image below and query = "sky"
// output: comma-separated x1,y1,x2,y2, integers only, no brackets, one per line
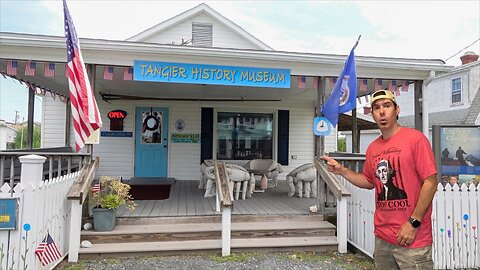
0,0,479,123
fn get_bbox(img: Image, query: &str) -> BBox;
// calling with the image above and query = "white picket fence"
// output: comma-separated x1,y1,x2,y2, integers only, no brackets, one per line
0,155,79,270
342,177,480,270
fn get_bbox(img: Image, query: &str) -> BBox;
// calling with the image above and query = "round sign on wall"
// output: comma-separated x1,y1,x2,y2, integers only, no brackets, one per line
175,119,185,132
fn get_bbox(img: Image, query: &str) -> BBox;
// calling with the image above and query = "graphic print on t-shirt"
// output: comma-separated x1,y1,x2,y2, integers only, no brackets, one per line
375,159,407,201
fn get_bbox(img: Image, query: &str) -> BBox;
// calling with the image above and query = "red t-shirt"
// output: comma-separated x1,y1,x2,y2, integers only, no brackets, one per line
363,127,437,248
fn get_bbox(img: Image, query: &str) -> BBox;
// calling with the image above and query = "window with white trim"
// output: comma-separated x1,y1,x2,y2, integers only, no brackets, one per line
217,112,273,160
451,78,462,104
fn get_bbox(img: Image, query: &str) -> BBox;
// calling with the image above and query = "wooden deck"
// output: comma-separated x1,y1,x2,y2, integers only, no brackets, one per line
116,180,319,217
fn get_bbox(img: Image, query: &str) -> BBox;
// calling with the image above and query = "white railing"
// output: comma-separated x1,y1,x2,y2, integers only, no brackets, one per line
340,177,375,257
433,183,480,269
342,177,480,269
0,155,79,270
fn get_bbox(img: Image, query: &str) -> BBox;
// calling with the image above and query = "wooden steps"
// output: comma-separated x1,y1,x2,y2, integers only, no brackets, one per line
79,214,338,258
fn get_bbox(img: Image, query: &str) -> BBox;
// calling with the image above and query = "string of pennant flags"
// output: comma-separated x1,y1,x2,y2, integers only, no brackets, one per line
0,70,69,103
2,60,409,114
4,60,135,81
295,75,411,115
1,60,135,102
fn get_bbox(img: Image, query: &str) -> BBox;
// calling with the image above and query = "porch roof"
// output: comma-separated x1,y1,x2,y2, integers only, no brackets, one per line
0,32,454,100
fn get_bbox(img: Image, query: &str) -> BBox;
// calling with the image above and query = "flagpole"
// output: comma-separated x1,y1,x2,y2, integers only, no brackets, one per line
353,35,361,50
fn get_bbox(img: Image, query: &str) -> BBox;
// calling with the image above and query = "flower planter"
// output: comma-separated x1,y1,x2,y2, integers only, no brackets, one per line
92,208,116,231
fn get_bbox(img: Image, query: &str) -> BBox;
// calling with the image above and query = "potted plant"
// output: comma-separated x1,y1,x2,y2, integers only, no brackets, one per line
90,176,136,231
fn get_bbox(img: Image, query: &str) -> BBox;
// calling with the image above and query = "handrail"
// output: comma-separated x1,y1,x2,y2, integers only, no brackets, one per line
67,157,99,263
67,157,99,204
315,159,351,199
213,160,232,207
315,158,351,254
213,160,233,257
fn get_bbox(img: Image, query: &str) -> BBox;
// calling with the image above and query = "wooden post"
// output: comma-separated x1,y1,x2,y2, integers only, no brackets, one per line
317,77,326,212
337,197,347,253
221,207,231,256
27,86,35,149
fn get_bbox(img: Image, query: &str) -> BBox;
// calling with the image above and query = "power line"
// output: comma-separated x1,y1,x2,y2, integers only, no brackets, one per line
444,38,480,62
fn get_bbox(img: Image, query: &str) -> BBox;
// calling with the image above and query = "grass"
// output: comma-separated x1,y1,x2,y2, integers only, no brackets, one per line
285,251,373,270
56,251,374,270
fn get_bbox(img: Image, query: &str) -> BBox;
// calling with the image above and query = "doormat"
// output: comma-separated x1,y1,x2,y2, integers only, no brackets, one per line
129,184,171,200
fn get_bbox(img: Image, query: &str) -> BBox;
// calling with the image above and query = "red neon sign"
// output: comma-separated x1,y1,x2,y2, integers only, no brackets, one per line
108,110,127,119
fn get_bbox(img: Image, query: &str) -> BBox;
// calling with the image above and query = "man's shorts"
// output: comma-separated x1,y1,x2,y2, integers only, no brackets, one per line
374,236,433,269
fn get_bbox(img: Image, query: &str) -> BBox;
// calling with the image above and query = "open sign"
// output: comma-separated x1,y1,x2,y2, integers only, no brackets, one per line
108,110,127,119
108,110,127,131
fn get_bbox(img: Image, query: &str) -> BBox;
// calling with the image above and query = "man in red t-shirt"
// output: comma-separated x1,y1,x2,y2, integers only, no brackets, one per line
321,90,437,269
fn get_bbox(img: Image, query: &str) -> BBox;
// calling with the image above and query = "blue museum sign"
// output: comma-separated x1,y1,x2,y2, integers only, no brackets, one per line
134,60,290,88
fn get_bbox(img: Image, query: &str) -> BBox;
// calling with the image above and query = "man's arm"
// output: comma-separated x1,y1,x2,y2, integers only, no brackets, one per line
396,174,438,245
320,155,374,189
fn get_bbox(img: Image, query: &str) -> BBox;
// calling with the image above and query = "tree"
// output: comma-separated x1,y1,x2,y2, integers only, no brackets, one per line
337,137,346,152
12,124,41,149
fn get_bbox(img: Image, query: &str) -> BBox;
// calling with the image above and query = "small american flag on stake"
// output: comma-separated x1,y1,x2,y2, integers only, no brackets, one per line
25,61,37,76
92,183,100,192
35,233,62,266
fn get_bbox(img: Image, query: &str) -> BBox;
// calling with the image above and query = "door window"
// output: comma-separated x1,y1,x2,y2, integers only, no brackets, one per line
141,110,163,144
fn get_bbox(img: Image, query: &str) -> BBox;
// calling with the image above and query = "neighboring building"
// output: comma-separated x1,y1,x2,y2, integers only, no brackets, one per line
0,3,452,180
0,120,17,150
344,52,480,153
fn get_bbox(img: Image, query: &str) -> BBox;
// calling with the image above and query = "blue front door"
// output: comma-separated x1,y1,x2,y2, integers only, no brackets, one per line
135,107,169,177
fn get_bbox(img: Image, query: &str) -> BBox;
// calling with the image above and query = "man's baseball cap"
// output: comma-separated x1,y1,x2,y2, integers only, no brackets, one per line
371,90,396,106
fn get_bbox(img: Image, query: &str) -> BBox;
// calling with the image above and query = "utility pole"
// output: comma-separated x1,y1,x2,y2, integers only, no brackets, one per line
14,110,19,124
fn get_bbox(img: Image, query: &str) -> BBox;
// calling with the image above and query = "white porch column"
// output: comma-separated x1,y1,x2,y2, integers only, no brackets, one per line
423,70,435,137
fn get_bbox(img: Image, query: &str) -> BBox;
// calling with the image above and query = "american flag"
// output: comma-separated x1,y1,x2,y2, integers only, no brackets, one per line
123,67,133,80
374,79,383,91
64,0,102,152
103,66,114,80
312,76,319,90
6,60,17,75
44,63,56,77
92,183,100,193
328,77,337,89
363,106,371,115
25,61,37,76
401,80,409,92
35,233,62,266
297,76,306,89
359,79,368,93
388,80,400,96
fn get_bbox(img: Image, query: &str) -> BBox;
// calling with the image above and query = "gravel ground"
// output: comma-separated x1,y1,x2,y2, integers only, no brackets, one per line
56,251,373,270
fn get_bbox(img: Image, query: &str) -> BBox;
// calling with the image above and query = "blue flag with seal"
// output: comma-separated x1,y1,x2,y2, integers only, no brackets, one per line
321,36,360,127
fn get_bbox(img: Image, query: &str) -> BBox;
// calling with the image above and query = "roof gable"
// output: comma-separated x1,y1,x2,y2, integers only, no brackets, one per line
126,3,272,50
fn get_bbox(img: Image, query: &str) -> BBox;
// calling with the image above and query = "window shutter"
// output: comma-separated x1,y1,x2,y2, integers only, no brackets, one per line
277,110,289,166
201,107,214,163
192,23,213,47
